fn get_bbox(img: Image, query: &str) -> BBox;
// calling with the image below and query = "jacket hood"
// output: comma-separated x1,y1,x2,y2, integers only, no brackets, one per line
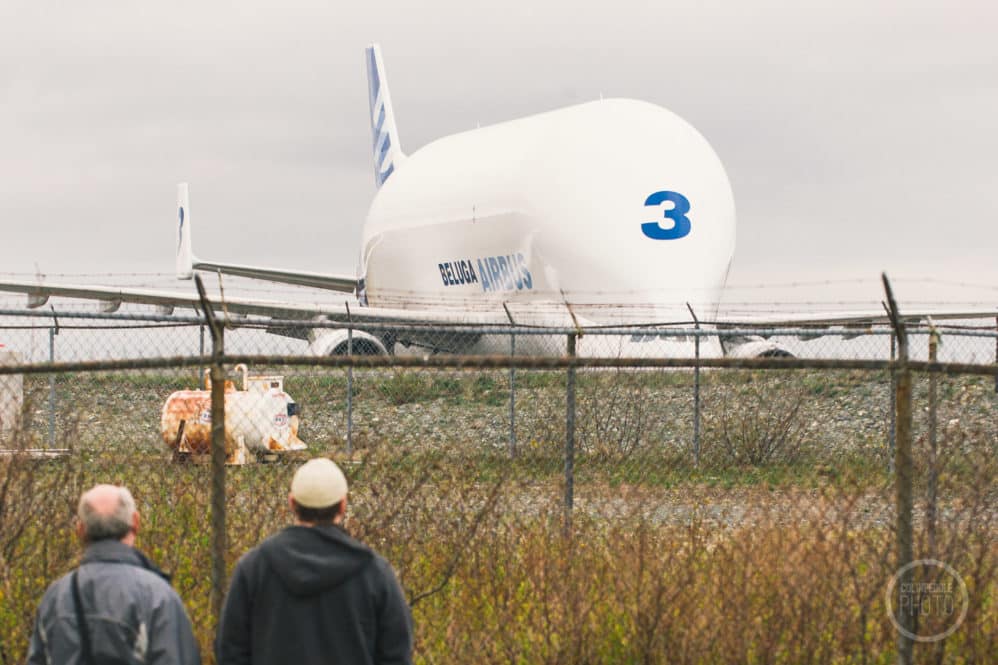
261,525,374,597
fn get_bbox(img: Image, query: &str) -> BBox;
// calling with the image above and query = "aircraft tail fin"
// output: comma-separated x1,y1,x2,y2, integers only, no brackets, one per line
366,43,405,188
176,183,194,280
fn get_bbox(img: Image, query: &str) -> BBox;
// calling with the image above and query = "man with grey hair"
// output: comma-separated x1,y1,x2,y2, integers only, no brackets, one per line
27,483,201,664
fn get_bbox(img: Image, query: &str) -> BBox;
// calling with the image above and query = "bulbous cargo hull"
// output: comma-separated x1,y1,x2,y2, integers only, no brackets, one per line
160,368,305,464
362,98,736,325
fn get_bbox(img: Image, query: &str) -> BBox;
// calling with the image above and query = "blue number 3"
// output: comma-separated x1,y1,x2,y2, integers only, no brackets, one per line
641,191,692,240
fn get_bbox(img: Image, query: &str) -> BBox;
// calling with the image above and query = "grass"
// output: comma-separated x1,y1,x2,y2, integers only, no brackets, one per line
2,366,995,663
3,449,994,664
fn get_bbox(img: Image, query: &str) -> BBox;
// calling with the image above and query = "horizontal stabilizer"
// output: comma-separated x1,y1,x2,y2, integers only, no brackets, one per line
174,183,357,293
190,260,358,293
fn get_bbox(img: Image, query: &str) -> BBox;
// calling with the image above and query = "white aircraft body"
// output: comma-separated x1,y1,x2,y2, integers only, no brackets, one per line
359,99,734,318
0,45,991,357
179,44,737,357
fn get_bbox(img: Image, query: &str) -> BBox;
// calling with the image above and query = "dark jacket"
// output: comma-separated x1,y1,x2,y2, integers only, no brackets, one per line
26,539,201,665
216,524,412,665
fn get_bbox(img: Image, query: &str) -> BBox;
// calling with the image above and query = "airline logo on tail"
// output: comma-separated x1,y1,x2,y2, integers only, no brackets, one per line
176,183,193,279
366,44,405,187
177,206,185,252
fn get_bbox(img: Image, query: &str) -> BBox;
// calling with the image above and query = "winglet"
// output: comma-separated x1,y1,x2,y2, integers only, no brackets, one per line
366,43,405,188
176,183,194,280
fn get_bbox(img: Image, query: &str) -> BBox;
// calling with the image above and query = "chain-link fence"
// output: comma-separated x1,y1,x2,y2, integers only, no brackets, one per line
0,305,995,663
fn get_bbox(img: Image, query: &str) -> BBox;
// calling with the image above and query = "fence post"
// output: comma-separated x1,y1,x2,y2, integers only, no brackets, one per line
883,275,914,665
889,324,897,474
927,324,939,558
48,326,56,448
346,304,353,457
195,276,227,625
504,304,516,459
198,324,205,385
687,304,701,467
564,332,577,535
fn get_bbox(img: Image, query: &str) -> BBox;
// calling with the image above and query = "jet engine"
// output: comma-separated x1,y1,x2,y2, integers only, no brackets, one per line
307,329,390,356
723,335,795,358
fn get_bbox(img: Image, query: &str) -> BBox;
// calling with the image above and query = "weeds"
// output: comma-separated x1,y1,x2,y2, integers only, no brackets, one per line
0,366,994,663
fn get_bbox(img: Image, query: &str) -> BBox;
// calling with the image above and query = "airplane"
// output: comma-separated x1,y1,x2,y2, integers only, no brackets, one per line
0,44,992,358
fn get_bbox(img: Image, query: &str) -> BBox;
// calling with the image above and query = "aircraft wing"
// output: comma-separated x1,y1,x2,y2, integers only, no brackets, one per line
711,307,996,356
0,278,510,325
702,306,995,357
1,278,992,328
716,308,996,330
1,277,992,359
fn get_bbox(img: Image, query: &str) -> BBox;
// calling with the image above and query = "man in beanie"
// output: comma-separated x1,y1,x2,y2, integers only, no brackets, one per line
216,458,412,665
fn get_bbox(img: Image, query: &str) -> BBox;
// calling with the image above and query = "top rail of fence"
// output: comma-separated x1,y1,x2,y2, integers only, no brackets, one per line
1,354,996,377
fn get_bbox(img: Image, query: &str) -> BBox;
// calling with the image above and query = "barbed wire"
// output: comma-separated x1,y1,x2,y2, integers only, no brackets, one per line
2,272,994,288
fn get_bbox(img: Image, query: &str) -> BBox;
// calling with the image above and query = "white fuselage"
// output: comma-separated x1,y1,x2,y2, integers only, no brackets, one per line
361,98,735,335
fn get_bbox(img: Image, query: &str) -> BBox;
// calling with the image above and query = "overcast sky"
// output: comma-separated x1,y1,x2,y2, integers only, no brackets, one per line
2,0,996,307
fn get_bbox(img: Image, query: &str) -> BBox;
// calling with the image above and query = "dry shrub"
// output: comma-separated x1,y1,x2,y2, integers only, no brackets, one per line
343,442,504,608
0,411,83,663
410,472,995,664
576,369,656,459
703,373,813,467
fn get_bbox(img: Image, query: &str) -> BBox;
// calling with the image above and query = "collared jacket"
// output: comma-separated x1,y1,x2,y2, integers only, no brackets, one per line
216,524,412,665
26,539,201,665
